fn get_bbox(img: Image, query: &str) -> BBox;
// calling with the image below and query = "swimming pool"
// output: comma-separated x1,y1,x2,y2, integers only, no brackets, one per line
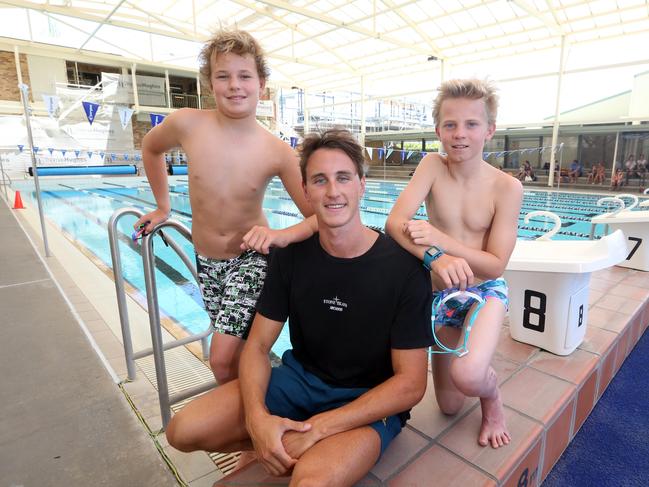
16,176,649,357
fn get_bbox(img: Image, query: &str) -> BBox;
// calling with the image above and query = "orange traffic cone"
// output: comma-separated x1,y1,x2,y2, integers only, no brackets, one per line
13,191,25,209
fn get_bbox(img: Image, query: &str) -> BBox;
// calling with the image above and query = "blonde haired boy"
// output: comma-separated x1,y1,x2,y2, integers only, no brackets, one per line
134,29,315,384
386,79,523,448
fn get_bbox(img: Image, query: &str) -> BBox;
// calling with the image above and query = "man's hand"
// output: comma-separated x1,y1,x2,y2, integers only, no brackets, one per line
403,219,442,247
281,423,322,460
247,413,311,476
431,254,474,291
133,208,170,235
241,226,290,254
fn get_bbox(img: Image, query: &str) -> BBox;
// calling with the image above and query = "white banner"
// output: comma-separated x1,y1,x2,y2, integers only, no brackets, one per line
118,106,134,129
41,94,60,118
102,72,166,106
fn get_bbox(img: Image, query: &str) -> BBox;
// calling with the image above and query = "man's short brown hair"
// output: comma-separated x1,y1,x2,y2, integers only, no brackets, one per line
298,130,367,182
198,29,270,92
432,79,499,127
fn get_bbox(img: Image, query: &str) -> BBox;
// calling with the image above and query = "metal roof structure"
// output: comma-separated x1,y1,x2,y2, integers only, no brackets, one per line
1,0,648,97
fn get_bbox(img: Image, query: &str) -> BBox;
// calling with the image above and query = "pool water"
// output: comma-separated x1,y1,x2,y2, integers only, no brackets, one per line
17,177,648,357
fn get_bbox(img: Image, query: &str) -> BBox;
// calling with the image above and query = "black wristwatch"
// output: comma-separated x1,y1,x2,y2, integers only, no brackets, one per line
423,246,444,270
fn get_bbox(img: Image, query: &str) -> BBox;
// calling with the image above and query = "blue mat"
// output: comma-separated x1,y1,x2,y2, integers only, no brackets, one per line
543,327,649,486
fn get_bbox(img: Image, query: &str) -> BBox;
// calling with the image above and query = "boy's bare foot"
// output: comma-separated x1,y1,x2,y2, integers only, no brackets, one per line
478,389,511,448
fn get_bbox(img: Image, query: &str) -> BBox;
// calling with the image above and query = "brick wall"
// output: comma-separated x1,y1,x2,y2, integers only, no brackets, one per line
0,51,32,101
132,119,149,149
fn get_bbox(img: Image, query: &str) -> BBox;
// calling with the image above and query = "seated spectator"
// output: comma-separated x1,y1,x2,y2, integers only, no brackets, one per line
568,159,583,183
624,155,637,184
637,154,647,177
591,162,605,185
522,160,536,181
515,164,527,181
586,165,597,184
611,168,625,190
542,162,551,171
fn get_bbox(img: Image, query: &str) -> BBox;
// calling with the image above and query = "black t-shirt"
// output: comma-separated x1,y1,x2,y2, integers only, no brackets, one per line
256,231,433,389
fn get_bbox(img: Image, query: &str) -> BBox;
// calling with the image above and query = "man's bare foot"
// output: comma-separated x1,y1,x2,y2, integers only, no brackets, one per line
478,389,511,448
233,451,257,471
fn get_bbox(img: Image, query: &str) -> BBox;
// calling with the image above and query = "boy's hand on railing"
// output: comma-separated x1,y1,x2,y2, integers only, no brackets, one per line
134,208,170,235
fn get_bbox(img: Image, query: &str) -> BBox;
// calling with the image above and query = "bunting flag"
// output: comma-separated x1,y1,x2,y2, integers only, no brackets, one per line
150,113,165,127
87,151,93,158
42,94,60,118
123,154,129,161
366,147,373,159
74,150,81,158
48,148,54,155
135,154,141,161
100,152,105,159
420,152,427,157
289,136,298,148
401,151,406,161
407,151,414,160
118,107,134,129
33,146,39,154
61,150,67,157
378,148,384,159
82,101,100,125
18,145,24,153
386,148,394,159
111,153,117,161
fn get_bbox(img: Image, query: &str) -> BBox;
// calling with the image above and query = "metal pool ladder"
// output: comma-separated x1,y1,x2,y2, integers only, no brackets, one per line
108,207,214,428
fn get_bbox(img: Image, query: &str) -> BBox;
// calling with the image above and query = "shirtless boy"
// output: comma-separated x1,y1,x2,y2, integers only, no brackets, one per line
386,79,523,449
134,29,315,383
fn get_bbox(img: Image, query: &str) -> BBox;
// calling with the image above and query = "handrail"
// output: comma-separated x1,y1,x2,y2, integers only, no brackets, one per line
108,207,215,428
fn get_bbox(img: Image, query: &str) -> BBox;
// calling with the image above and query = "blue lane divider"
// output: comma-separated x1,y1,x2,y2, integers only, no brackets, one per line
28,165,137,176
168,165,188,175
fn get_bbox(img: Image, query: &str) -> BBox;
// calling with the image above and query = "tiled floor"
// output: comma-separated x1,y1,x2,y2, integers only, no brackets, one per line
214,267,649,486
10,188,649,487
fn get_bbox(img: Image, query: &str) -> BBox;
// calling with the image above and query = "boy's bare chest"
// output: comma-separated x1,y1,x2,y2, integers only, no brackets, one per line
426,184,495,236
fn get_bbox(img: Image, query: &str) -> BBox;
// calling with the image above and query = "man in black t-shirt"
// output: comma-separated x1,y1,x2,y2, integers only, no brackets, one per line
166,130,432,486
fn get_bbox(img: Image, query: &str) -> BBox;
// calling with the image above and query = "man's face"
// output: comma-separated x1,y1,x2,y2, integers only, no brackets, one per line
303,148,365,230
210,52,264,119
435,97,495,163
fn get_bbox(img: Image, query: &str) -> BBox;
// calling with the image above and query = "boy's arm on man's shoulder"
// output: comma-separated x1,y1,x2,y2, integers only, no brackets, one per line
240,216,317,254
282,347,428,460
386,153,440,259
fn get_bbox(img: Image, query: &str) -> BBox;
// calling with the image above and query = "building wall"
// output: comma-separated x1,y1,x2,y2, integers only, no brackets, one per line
0,50,31,101
26,55,67,100
132,119,149,149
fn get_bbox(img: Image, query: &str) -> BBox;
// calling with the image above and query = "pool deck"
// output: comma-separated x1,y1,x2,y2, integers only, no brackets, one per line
0,195,178,486
3,184,649,486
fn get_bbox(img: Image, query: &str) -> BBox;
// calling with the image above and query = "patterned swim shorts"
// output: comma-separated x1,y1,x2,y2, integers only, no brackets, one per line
195,250,268,339
432,278,509,329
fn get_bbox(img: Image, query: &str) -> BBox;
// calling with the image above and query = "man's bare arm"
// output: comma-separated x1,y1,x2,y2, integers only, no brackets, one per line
239,313,310,475
282,347,428,459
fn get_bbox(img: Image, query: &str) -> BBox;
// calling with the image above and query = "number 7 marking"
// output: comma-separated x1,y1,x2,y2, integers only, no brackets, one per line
627,237,642,261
